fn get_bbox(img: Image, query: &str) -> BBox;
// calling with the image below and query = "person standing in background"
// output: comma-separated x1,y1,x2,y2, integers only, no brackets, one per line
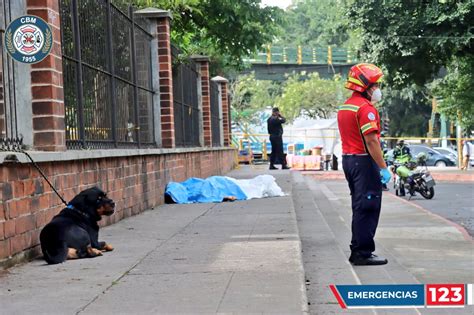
267,107,290,170
461,140,472,170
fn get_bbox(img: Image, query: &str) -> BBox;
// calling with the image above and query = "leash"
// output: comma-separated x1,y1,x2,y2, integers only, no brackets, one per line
1,137,68,206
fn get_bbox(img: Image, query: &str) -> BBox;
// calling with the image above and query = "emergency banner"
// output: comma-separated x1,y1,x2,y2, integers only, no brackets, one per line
330,284,474,309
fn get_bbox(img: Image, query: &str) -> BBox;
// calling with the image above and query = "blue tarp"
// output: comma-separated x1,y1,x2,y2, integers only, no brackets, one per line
165,176,247,204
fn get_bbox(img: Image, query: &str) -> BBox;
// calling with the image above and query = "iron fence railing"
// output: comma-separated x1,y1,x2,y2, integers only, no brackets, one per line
60,0,155,149
172,46,200,147
210,80,221,146
0,0,22,151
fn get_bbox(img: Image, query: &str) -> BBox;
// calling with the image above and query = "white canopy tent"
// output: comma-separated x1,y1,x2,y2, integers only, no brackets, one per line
283,117,342,160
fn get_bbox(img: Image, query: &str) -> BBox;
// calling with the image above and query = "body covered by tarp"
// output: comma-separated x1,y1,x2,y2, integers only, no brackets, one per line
165,176,247,204
165,175,285,204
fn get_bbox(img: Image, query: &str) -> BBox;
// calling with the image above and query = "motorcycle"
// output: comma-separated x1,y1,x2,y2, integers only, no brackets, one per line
392,160,436,200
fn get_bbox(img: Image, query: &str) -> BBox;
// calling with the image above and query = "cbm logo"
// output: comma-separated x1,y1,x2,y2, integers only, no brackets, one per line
4,15,53,64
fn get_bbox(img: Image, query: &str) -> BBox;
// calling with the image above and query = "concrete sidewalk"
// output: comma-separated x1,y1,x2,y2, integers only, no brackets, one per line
0,167,308,314
0,165,472,314
298,170,473,314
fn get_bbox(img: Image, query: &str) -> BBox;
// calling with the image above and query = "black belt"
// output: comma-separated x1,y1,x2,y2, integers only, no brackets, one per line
342,153,369,156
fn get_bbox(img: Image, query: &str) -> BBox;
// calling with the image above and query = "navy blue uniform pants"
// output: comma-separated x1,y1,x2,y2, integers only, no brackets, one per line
342,155,382,258
270,135,286,166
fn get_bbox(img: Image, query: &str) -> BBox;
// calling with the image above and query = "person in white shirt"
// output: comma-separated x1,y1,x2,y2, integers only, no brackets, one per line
461,140,472,170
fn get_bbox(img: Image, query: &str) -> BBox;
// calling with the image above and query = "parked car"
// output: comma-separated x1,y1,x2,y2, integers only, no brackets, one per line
409,145,456,167
433,147,458,165
384,149,395,165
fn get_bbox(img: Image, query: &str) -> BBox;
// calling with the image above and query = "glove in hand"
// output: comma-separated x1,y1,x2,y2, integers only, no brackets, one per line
380,168,392,184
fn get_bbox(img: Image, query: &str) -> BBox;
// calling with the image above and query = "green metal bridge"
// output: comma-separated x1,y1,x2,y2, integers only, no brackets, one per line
241,45,357,81
245,45,356,65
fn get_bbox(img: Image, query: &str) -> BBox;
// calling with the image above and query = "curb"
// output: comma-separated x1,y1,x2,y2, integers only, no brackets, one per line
288,173,310,314
301,171,474,182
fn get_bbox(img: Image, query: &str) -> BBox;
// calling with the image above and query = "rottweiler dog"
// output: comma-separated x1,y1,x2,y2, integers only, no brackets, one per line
40,187,115,264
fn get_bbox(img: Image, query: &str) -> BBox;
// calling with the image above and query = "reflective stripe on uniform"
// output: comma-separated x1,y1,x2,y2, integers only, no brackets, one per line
360,122,373,133
339,104,359,112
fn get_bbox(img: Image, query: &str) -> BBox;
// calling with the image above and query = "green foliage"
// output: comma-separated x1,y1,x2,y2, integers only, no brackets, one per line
431,56,474,132
230,72,348,126
275,73,349,121
347,0,473,134
280,0,356,48
134,0,284,75
380,86,432,137
347,0,474,86
229,73,280,126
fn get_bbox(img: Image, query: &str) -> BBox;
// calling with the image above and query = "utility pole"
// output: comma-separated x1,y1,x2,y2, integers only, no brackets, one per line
456,110,462,169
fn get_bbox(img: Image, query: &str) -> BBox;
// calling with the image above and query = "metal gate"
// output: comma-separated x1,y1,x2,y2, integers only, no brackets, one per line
210,80,221,146
172,46,200,147
0,0,21,151
60,0,155,149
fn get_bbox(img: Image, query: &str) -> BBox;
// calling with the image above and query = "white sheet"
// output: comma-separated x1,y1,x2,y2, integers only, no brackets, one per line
227,175,285,199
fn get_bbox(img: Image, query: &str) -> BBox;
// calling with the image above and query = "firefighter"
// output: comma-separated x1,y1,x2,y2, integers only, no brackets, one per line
337,63,391,265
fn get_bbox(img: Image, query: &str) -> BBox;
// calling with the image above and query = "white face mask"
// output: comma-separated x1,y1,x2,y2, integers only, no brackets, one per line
371,88,382,103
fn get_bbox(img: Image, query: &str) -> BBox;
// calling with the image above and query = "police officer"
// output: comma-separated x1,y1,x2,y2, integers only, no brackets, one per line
337,63,391,265
267,107,290,170
393,140,412,164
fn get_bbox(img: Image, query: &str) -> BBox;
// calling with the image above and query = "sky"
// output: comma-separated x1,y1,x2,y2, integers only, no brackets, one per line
260,0,292,9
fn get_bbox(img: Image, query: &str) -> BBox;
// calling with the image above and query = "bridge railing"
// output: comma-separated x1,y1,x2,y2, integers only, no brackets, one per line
244,45,356,65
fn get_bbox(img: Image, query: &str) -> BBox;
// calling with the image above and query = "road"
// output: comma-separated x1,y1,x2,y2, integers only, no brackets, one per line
406,182,474,237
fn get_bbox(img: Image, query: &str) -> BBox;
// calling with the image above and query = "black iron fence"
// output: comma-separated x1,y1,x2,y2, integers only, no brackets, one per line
0,0,22,151
60,0,155,149
210,80,221,146
172,46,200,147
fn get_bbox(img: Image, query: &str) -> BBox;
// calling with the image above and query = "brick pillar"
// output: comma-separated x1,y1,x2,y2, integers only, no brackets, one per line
212,76,230,146
135,8,175,148
27,0,65,151
191,55,211,147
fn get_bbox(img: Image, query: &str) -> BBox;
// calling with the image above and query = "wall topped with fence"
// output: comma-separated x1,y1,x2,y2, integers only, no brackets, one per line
0,1,231,152
60,0,155,149
171,46,200,147
0,2,235,268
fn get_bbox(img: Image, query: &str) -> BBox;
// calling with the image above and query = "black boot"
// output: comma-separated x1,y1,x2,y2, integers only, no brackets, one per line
269,164,278,170
349,253,388,265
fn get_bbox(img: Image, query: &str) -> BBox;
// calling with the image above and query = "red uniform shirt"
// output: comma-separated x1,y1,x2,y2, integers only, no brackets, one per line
337,92,380,154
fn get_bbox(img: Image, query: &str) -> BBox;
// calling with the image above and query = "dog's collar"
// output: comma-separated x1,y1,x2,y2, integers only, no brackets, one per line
67,204,90,219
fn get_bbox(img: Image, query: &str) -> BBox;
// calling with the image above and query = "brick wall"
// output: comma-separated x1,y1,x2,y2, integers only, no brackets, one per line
156,14,175,148
194,58,212,146
0,149,235,267
0,67,4,138
27,0,66,151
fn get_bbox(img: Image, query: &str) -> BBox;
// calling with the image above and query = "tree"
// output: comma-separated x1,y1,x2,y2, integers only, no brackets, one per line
347,0,474,133
133,0,284,74
431,56,474,132
347,0,473,87
279,0,356,49
380,86,432,137
275,73,349,121
229,73,280,127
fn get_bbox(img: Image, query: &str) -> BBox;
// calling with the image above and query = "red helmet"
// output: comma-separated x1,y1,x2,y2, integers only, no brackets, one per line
345,63,383,92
